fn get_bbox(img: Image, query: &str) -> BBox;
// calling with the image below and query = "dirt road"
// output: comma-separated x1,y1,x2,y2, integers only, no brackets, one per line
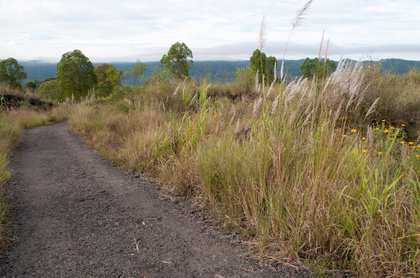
0,122,316,277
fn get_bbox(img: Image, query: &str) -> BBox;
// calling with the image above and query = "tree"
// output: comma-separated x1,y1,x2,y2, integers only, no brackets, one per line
37,80,61,101
94,63,122,97
56,49,97,100
0,58,27,89
300,57,337,79
250,49,267,84
265,56,277,84
160,42,194,79
25,81,37,91
126,59,147,86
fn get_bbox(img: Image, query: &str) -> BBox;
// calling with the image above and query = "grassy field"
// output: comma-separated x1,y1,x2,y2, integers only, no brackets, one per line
64,61,420,277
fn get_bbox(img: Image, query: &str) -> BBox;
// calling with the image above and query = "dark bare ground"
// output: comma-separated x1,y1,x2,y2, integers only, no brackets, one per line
0,122,318,277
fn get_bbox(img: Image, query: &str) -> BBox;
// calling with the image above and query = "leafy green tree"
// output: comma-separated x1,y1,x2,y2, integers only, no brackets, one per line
25,81,37,91
300,57,336,79
160,42,194,79
94,63,122,97
56,49,97,100
0,58,27,89
265,56,277,84
37,80,61,101
126,59,147,86
250,49,266,84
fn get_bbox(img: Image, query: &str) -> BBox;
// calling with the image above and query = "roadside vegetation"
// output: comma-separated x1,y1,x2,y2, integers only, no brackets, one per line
65,59,420,277
1,1,420,276
2,58,420,278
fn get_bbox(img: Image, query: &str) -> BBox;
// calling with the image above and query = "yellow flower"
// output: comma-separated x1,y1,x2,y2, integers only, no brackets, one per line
362,137,366,140
384,129,389,133
402,124,406,127
391,134,395,137
382,119,386,122
351,129,357,133
378,152,382,154
416,155,420,158
375,127,379,130
409,142,414,145
343,134,347,137
391,126,395,129
363,149,367,153
401,141,405,144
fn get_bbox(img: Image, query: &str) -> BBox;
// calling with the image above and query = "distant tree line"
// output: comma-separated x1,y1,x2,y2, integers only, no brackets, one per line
2,44,420,102
0,42,194,102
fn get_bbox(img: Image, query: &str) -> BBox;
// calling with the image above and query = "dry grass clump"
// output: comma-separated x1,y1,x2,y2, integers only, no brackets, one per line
69,102,176,171
68,61,420,277
3,106,69,129
0,83,46,102
207,82,257,101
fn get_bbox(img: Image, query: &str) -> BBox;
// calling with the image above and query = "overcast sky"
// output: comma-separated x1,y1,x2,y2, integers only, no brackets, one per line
1,0,419,63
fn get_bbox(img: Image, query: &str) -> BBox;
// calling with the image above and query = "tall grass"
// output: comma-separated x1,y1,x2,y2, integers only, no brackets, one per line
67,58,420,276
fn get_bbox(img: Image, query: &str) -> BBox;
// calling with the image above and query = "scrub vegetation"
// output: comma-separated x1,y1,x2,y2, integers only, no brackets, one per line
1,1,420,276
65,59,420,277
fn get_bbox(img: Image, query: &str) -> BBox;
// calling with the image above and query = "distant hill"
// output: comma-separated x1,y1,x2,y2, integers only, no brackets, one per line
377,59,420,75
18,59,307,85
17,58,420,85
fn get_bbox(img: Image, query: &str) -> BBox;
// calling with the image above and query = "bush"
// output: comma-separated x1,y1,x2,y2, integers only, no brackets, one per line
37,80,61,101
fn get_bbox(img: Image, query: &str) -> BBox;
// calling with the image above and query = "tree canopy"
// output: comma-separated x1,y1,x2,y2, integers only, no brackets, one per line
160,42,194,79
300,57,337,79
38,80,61,101
25,81,37,91
94,63,122,97
56,49,97,100
250,50,277,84
0,58,27,89
250,49,267,84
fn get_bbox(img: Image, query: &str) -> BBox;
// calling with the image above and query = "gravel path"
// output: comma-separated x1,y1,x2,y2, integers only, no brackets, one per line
0,121,317,277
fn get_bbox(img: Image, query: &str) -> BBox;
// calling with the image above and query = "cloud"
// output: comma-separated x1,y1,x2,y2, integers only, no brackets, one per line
191,40,420,61
1,0,419,62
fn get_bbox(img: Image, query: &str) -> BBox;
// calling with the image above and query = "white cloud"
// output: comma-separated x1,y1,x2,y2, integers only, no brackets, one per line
0,0,419,62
